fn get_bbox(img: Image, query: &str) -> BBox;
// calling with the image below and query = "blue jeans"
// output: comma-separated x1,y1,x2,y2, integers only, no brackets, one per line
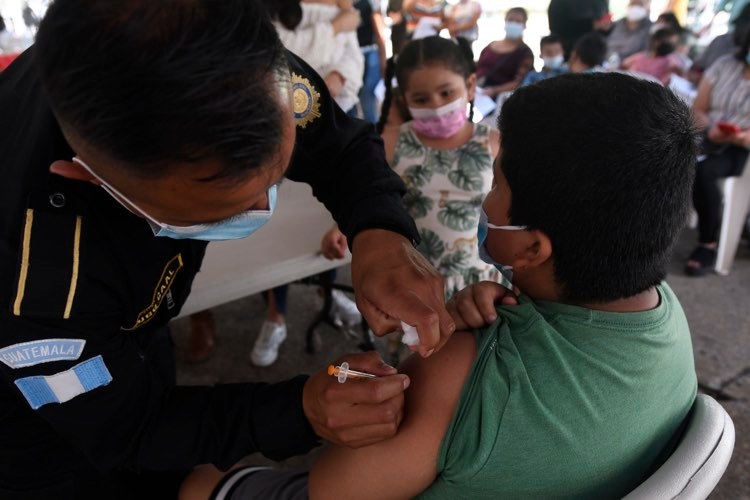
358,48,381,124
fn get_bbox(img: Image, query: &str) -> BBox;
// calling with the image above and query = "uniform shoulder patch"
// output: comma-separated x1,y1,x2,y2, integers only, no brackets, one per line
0,338,85,369
14,355,112,410
11,208,83,319
292,72,321,129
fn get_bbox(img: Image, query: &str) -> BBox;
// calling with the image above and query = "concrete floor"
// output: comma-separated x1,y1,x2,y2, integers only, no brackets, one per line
170,226,750,499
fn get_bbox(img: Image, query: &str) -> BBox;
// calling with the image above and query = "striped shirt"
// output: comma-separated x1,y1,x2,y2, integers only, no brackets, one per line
705,54,750,129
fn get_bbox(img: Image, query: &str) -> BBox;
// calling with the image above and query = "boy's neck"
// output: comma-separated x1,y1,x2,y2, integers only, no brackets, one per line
580,287,660,313
524,285,660,313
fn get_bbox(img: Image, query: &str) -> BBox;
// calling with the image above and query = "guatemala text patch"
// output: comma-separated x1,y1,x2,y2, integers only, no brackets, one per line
0,338,85,369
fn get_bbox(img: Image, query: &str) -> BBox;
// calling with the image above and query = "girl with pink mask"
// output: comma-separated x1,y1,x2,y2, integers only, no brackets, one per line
379,35,501,300
322,36,500,306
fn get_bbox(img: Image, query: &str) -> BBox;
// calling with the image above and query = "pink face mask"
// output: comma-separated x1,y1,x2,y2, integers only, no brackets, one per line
408,97,468,139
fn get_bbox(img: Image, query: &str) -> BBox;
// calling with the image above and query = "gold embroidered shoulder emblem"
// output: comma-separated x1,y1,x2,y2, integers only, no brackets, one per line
292,73,321,129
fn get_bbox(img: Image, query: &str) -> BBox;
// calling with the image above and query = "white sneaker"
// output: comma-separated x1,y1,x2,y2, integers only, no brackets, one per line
330,289,362,327
250,321,287,367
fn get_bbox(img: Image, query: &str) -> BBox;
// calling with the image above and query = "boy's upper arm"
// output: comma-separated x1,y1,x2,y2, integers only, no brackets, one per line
309,331,478,500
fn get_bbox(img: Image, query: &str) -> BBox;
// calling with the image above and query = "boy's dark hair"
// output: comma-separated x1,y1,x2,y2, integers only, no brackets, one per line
572,32,607,68
498,73,696,303
377,36,475,133
35,0,288,181
506,7,528,22
540,34,562,50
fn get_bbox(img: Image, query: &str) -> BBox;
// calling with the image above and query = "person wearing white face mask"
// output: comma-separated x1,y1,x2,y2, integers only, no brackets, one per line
522,34,569,86
606,0,653,64
475,7,534,98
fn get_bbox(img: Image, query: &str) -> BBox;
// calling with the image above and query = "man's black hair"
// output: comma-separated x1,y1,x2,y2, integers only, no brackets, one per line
377,36,475,132
35,0,289,181
540,34,562,50
572,32,607,68
498,72,697,303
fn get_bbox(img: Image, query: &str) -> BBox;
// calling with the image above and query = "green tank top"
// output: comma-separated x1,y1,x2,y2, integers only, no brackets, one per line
418,283,697,499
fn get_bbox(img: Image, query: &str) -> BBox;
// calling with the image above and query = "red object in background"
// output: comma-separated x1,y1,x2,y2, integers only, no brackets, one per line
596,12,613,23
0,53,20,72
717,121,742,135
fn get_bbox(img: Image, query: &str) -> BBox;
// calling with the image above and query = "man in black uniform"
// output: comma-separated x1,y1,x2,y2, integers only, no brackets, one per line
0,0,456,498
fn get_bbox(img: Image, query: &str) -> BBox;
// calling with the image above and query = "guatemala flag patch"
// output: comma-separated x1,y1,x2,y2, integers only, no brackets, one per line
14,355,112,410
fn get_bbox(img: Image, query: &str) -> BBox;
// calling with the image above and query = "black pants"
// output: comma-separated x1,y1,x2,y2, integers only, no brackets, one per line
693,144,749,244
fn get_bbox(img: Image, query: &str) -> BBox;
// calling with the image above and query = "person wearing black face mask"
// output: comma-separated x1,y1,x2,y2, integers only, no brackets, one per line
622,28,686,84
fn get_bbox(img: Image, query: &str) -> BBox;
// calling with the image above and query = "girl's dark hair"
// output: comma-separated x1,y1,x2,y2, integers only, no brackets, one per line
656,12,682,33
35,0,289,181
261,0,302,30
737,22,750,62
377,36,476,133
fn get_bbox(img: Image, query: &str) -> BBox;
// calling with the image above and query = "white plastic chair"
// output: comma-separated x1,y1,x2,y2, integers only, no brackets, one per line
715,155,750,275
623,394,735,500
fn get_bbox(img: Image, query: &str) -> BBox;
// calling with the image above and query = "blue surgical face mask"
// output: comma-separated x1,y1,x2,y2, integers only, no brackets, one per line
543,54,565,70
73,157,278,241
477,206,527,286
505,21,525,39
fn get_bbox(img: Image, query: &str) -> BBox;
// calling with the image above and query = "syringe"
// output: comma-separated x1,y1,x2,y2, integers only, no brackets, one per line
327,361,377,383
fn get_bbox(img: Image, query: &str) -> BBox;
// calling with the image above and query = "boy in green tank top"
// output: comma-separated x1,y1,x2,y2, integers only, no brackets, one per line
181,72,699,500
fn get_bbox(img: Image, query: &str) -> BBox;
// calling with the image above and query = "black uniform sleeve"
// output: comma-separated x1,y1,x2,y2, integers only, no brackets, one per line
283,50,419,247
0,309,319,472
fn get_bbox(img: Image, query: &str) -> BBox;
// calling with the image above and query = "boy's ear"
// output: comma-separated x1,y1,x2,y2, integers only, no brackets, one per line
510,229,553,271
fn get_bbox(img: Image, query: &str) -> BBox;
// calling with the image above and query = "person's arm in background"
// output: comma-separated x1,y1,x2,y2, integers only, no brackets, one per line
275,9,361,71
334,33,366,104
694,71,750,148
284,52,454,355
309,330,478,499
446,2,482,38
691,76,712,129
373,0,389,77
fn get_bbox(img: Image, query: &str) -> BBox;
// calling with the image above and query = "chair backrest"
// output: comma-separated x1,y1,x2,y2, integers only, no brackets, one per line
623,394,735,500
715,155,750,275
